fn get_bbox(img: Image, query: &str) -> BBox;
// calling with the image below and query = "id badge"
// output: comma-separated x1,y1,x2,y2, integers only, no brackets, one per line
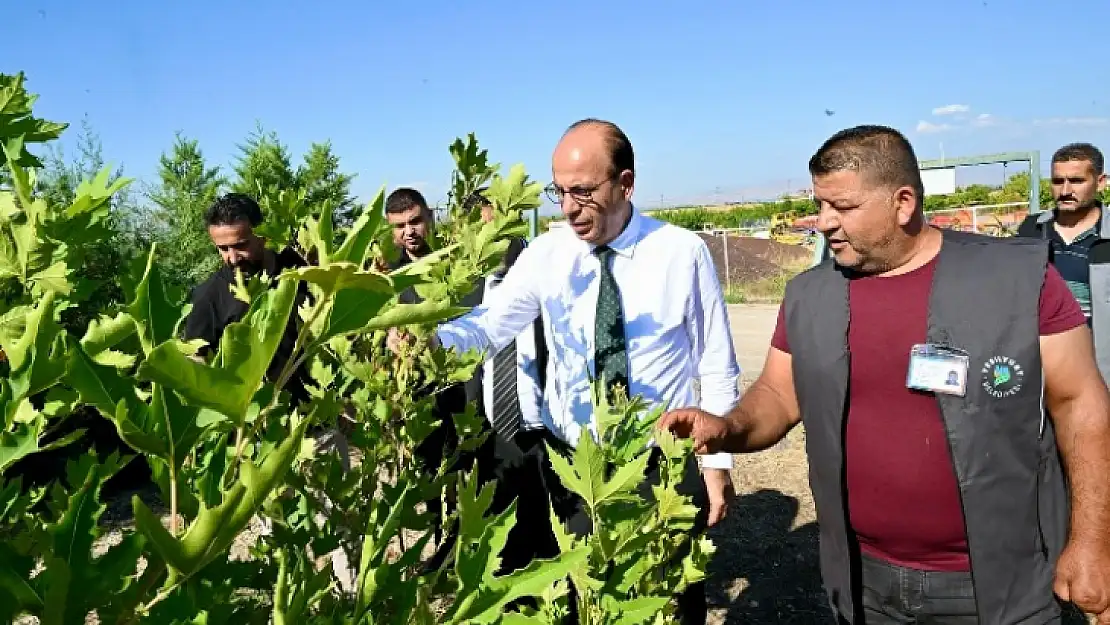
906,343,970,397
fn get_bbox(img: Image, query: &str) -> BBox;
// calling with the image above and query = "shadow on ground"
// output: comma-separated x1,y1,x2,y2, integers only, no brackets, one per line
706,488,835,624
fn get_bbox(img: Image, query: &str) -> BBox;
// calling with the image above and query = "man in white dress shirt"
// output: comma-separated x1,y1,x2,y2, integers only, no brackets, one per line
431,119,740,623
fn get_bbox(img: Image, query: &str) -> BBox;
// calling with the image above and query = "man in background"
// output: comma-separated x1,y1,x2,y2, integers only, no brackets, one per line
385,186,553,573
459,188,554,572
385,186,435,272
1016,143,1110,380
184,192,312,406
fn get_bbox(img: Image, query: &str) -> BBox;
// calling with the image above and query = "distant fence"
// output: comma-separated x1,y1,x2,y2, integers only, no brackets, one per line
924,202,1029,236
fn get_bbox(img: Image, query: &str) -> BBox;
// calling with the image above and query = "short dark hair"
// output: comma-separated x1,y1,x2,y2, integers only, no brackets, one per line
565,118,635,178
205,192,263,227
463,187,491,215
385,187,430,214
1052,143,1104,175
809,125,924,207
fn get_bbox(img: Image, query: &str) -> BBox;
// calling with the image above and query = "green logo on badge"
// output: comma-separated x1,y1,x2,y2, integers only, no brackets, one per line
982,356,1024,398
992,365,1011,386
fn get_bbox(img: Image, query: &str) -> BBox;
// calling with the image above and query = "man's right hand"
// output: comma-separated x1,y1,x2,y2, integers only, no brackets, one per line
657,408,732,455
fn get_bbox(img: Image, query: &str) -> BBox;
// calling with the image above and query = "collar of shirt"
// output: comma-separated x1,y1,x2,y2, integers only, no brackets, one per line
585,205,643,260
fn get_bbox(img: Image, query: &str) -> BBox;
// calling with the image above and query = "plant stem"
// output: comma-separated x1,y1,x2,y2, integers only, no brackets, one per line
169,463,178,535
227,292,330,481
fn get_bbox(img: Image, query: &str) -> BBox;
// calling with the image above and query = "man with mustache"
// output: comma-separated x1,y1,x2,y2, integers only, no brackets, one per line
659,126,1110,624
183,192,311,405
1017,143,1110,380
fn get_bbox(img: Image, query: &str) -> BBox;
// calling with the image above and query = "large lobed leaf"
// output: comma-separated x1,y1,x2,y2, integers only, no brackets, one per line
137,277,298,423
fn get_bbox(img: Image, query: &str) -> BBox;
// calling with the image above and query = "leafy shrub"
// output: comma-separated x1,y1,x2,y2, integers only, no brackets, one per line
0,71,712,624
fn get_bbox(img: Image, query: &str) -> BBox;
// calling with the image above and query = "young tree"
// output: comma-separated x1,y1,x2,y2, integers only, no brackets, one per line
231,123,296,199
147,132,227,292
34,116,139,329
296,140,357,227
231,125,358,232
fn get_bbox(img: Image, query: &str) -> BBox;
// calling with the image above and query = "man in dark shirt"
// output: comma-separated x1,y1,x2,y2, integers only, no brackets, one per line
1016,143,1108,321
385,186,553,574
183,192,312,406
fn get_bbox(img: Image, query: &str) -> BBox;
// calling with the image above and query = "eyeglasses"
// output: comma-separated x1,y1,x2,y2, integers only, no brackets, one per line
544,176,617,204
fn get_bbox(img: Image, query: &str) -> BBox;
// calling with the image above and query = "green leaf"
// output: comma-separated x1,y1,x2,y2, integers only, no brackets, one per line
598,449,651,503
485,163,543,214
28,260,70,295
92,349,136,368
0,291,70,399
129,245,182,355
284,262,393,295
360,300,470,332
149,383,205,473
137,278,298,423
316,288,392,341
609,596,672,625
332,186,385,265
79,311,137,359
67,344,163,456
0,412,85,473
447,546,590,625
32,452,131,624
0,543,42,617
546,430,607,511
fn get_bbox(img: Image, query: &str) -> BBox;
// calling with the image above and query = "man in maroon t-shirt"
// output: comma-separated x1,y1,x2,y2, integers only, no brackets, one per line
767,258,1083,575
660,125,1110,624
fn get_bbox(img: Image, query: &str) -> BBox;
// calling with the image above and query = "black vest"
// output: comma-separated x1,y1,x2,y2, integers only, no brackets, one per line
786,230,1069,624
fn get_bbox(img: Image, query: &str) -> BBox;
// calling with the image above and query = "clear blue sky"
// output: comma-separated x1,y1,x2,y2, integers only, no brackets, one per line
9,0,1110,215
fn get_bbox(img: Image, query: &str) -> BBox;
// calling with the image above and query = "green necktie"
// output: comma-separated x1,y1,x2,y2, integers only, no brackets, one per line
593,245,628,396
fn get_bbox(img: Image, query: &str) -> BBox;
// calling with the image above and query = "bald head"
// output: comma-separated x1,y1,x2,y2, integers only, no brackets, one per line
550,118,635,245
563,118,635,178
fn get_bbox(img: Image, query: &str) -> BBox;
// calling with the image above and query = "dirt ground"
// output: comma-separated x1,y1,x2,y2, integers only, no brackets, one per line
706,304,830,624
697,234,813,286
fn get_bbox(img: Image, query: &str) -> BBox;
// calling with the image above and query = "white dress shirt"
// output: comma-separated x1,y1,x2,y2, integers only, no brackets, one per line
481,273,544,431
437,207,740,469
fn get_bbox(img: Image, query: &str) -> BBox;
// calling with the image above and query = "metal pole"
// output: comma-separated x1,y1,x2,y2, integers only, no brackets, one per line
1029,151,1042,215
529,207,539,240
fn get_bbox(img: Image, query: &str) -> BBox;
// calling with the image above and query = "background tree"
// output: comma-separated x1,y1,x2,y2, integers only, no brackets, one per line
233,124,358,230
296,140,357,227
146,132,227,293
35,116,141,330
231,123,297,199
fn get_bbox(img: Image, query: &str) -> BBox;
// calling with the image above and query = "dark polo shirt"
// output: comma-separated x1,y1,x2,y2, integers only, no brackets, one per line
183,247,311,405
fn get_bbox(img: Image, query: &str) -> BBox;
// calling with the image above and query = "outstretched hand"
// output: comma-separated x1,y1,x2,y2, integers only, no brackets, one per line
656,407,732,455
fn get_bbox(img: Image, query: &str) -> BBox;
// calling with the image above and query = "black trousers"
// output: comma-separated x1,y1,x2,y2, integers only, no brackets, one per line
418,425,556,575
538,431,710,625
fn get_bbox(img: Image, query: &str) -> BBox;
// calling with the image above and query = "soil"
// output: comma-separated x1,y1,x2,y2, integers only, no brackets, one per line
696,233,812,285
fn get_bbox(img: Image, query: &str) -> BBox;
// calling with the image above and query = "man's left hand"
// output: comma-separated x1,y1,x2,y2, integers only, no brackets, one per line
1055,536,1110,622
702,468,734,527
